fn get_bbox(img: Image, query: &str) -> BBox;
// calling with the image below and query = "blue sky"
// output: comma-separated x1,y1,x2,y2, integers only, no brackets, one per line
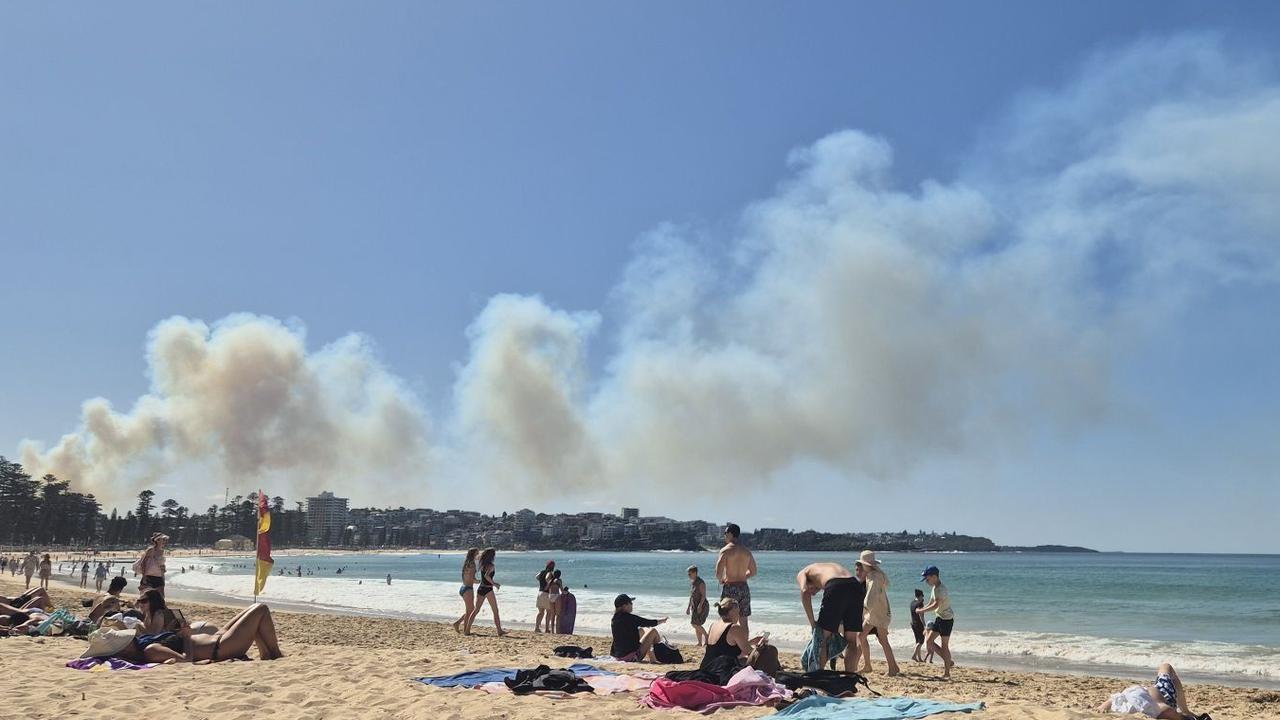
3,3,1278,552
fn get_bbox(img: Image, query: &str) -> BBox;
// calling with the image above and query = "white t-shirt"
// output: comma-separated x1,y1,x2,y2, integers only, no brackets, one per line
931,582,955,620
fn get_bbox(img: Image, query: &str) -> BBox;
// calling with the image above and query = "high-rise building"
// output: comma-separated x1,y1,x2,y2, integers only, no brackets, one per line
621,507,639,520
306,491,350,545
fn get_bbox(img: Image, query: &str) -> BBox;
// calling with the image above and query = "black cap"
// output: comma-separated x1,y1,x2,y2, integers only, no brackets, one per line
614,593,635,608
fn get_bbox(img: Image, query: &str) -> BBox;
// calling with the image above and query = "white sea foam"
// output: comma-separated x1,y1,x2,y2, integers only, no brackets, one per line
168,568,1280,683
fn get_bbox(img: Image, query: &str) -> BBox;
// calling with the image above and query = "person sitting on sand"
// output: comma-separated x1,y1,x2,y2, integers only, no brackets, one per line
1098,663,1206,719
89,576,132,623
610,594,667,662
701,597,764,668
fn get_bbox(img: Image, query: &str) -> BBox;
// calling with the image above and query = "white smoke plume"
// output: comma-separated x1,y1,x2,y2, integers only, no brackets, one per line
450,34,1280,495
20,314,431,507
18,35,1280,507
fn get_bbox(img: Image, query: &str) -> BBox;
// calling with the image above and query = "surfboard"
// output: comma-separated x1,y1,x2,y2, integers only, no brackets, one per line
558,592,577,634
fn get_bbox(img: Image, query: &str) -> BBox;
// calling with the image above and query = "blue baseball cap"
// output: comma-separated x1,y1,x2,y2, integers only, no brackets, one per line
920,565,940,580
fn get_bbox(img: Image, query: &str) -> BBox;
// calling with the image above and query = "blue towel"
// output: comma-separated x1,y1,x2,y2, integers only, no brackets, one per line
801,624,849,672
774,695,985,719
415,663,610,688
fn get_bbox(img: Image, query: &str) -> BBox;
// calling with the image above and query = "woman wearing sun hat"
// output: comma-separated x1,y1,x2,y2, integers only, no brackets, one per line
857,550,900,676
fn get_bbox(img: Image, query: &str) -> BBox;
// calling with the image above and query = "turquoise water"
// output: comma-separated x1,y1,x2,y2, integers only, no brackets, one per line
171,550,1280,686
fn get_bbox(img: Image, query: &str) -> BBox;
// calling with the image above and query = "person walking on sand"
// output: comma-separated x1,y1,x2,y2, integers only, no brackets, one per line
22,552,37,589
453,548,479,635
534,560,556,633
916,565,956,679
797,561,864,673
80,561,90,588
466,548,509,637
686,565,710,646
94,562,108,592
909,588,926,662
856,550,900,675
716,523,757,637
38,553,52,590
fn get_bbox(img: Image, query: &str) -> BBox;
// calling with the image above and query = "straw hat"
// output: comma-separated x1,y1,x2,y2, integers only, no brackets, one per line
79,627,137,658
858,550,881,567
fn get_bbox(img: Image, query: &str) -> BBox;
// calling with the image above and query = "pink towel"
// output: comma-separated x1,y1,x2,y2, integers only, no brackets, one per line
641,666,790,713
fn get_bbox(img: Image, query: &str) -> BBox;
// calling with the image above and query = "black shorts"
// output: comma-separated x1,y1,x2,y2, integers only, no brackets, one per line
816,577,864,635
932,618,955,637
141,575,165,590
911,624,925,644
477,585,493,597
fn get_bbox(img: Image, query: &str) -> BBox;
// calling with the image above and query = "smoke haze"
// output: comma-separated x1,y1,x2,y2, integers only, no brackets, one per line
18,35,1280,509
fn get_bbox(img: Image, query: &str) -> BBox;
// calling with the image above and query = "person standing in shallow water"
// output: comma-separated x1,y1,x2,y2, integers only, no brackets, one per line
686,565,710,645
716,523,757,637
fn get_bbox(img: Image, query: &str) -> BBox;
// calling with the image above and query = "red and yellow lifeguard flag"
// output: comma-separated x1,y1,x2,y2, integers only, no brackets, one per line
254,491,274,596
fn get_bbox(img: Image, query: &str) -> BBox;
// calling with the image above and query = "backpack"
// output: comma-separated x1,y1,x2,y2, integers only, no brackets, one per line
652,640,684,664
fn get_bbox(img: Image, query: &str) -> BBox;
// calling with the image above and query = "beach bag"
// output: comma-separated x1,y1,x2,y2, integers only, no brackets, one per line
80,627,137,658
747,643,782,676
653,640,684,664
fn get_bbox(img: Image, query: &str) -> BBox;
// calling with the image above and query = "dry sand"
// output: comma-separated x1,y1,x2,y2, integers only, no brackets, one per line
3,575,1277,720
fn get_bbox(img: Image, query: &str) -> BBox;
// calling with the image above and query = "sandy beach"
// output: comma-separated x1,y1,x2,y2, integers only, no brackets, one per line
3,574,1277,720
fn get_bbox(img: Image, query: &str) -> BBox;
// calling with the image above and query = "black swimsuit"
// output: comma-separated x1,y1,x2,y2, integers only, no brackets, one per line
478,564,495,596
702,623,740,665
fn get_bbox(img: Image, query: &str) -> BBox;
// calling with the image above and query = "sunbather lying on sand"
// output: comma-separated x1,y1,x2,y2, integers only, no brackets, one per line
1,588,51,611
112,593,284,664
1098,663,1208,719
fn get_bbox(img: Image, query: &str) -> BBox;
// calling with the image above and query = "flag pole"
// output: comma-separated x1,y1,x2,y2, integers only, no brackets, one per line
253,492,260,604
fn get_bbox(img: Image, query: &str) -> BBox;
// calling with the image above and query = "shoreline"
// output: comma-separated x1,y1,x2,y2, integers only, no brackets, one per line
4,574,1278,720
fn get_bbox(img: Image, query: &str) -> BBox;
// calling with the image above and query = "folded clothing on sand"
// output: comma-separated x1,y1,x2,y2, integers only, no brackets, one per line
504,665,594,695
553,645,594,658
776,670,875,697
415,663,610,689
773,695,985,719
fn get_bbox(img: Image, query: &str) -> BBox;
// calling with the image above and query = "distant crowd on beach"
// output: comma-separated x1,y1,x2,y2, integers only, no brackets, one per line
2,529,1210,718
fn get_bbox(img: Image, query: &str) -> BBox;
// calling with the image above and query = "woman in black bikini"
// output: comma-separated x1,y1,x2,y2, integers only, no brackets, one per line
465,548,508,637
118,597,284,664
453,548,479,635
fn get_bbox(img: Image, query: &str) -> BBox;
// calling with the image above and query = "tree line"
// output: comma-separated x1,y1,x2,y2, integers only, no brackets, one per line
0,456,311,548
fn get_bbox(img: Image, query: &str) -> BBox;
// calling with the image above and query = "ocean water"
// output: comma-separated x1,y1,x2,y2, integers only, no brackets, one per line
167,550,1280,687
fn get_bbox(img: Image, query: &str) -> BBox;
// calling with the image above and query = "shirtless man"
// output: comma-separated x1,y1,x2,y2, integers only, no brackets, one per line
797,561,864,673
715,523,757,637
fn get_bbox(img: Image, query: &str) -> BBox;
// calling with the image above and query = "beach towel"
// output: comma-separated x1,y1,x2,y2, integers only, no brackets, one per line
478,673,655,698
66,657,157,671
415,663,608,689
801,624,848,672
642,666,790,713
773,695,985,719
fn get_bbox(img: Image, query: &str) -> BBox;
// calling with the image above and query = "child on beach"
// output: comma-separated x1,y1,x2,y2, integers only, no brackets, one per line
910,588,926,662
916,564,955,678
547,569,563,633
